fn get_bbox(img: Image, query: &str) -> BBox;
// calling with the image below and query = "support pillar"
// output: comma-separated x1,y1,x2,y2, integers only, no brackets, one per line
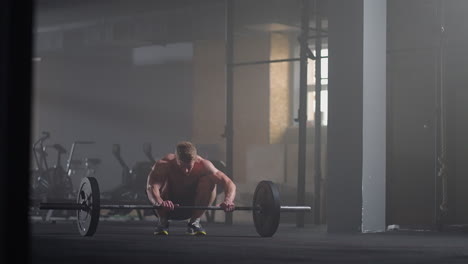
327,0,386,233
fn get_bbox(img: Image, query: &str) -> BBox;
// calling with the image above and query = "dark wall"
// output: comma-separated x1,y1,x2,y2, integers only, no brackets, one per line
387,0,439,227
387,0,468,227
33,46,193,191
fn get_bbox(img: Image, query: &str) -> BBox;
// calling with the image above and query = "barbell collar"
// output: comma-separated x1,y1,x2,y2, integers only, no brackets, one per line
280,206,312,212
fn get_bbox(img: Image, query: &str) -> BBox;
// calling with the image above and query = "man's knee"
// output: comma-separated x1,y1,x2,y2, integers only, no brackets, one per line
159,184,169,199
197,176,216,192
147,182,169,199
195,177,217,206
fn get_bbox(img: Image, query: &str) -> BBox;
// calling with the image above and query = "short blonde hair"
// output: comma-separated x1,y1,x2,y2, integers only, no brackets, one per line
175,141,197,163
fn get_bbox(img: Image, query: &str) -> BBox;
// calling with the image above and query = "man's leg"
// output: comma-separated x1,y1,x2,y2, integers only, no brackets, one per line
153,183,170,221
146,183,171,234
185,177,216,235
191,176,217,222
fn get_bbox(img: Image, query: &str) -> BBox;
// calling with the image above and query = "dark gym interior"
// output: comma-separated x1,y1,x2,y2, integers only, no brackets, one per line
1,0,467,263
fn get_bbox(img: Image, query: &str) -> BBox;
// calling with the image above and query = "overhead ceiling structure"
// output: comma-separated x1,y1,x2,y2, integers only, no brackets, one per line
35,0,328,54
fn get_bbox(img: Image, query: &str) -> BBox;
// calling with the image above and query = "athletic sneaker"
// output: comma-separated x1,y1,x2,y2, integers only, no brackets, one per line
186,219,206,236
154,220,169,235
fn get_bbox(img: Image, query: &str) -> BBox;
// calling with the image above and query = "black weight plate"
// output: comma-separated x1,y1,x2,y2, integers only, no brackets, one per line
76,177,100,236
252,181,281,237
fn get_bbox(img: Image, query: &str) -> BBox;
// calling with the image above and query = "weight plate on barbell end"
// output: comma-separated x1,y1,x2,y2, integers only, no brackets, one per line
252,181,281,237
76,177,100,237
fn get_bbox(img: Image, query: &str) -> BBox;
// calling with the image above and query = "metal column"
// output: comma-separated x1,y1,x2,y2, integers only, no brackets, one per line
435,0,447,231
296,0,310,228
225,0,234,225
313,0,322,225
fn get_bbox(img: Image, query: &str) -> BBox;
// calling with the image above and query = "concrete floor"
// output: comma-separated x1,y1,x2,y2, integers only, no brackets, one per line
31,219,468,264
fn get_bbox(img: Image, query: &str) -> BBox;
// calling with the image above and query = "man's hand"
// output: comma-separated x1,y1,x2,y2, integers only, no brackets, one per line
219,200,235,212
156,200,179,211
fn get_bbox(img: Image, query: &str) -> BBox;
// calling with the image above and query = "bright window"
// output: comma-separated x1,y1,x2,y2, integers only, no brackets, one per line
292,48,328,126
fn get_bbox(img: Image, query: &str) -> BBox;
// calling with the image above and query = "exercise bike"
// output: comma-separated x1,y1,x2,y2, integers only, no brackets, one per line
30,132,73,219
31,133,73,200
30,136,99,220
31,131,51,202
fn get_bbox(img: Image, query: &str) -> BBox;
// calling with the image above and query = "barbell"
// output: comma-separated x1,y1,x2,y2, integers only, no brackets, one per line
39,177,312,237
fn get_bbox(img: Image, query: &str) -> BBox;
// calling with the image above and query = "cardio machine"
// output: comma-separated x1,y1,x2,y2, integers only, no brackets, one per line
100,144,153,218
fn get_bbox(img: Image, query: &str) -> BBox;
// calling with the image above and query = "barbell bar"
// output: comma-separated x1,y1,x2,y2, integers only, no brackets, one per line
39,177,312,237
40,203,311,212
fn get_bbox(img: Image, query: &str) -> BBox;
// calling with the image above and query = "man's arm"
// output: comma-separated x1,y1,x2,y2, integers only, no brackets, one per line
202,160,236,211
146,162,167,206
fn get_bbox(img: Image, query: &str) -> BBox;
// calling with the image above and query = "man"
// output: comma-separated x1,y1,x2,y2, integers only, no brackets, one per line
146,141,236,235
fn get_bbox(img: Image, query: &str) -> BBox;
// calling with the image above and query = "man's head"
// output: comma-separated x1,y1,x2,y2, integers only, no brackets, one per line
175,141,197,175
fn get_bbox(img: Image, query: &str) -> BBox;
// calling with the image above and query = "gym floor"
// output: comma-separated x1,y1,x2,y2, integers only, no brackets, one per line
31,219,468,264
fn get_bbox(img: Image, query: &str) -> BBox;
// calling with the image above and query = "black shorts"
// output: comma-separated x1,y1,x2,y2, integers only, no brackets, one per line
145,189,196,220
165,195,195,220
